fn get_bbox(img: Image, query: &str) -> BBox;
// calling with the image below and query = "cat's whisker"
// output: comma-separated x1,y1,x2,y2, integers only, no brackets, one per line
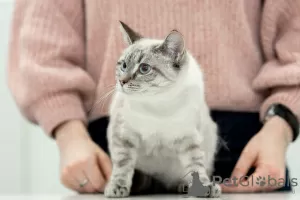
88,87,116,114
105,84,117,89
218,136,230,152
100,89,115,112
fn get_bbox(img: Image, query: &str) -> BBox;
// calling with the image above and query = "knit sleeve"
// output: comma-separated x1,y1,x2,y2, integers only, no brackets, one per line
7,0,96,136
253,0,300,122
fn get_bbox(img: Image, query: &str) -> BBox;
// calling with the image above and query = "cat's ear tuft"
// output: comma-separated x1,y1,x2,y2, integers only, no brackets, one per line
119,21,142,45
160,30,185,59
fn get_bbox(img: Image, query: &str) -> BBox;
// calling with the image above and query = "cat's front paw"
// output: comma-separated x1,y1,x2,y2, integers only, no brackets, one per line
104,180,130,198
208,183,222,198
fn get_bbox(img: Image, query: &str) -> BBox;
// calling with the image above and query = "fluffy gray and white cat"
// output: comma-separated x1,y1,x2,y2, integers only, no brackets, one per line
104,21,221,198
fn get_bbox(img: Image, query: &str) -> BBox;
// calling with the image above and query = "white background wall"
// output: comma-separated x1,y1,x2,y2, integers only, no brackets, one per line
0,0,71,195
0,0,22,194
0,0,300,195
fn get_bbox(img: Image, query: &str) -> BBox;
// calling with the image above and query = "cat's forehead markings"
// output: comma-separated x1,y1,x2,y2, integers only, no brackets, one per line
131,48,144,63
125,48,145,64
122,39,175,68
136,51,144,63
132,63,140,74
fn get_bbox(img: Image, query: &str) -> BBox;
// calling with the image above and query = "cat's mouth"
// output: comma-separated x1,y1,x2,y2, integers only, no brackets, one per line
118,82,143,94
119,86,142,94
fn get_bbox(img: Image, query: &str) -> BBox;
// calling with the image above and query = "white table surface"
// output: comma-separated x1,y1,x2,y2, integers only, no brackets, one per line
0,193,299,200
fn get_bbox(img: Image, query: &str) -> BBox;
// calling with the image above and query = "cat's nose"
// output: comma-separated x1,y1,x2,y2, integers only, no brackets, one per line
119,78,130,86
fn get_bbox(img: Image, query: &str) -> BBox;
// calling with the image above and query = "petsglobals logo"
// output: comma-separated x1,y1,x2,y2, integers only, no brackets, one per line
178,171,221,198
212,175,298,191
178,170,297,197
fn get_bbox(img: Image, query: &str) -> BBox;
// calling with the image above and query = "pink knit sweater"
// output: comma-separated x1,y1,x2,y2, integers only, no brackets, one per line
7,0,300,136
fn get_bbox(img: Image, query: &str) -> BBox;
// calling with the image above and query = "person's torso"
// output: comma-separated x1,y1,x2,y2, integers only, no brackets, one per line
84,0,266,120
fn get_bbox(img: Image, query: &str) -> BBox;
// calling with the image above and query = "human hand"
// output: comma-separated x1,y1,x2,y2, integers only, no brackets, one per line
55,120,112,193
221,116,292,192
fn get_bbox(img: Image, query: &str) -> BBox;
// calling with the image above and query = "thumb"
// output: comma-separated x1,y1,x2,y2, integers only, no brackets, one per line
96,149,112,181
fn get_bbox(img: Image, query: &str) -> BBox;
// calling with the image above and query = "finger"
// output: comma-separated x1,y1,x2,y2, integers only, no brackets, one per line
97,150,112,181
231,146,257,179
61,168,85,193
251,163,284,192
221,178,264,193
72,168,96,193
67,176,86,193
221,180,261,193
85,158,106,192
221,166,269,193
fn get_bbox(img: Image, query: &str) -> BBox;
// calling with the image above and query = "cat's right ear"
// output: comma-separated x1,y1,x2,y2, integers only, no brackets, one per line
119,21,142,45
158,30,185,61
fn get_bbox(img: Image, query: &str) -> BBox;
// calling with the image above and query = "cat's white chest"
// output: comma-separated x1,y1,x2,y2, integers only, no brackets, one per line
123,96,200,141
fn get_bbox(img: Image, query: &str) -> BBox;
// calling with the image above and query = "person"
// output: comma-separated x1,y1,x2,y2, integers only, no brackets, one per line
7,0,300,194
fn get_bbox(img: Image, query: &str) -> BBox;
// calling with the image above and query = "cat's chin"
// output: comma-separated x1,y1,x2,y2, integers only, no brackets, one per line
122,92,149,98
120,91,161,100
119,87,148,96
119,90,144,97
118,85,176,98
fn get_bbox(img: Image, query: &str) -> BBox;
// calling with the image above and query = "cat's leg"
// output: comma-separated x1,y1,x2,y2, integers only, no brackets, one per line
104,132,139,198
176,136,221,198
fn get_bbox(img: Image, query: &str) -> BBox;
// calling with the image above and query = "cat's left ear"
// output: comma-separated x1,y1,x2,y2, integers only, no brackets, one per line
119,21,142,45
159,30,185,60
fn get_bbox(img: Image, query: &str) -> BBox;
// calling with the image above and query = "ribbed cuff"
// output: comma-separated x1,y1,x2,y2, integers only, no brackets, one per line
30,92,87,137
260,87,300,122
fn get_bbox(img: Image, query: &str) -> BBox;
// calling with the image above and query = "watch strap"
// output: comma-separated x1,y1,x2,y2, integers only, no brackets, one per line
265,103,299,142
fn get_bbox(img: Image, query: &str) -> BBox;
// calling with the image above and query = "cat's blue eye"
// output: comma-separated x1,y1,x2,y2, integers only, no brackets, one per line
121,63,127,72
139,64,152,74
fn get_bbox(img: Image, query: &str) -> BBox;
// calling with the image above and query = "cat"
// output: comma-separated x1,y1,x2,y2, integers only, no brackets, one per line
104,21,221,198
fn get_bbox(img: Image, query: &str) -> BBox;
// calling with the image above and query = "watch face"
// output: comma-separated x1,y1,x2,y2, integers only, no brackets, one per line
268,107,275,116
264,105,276,123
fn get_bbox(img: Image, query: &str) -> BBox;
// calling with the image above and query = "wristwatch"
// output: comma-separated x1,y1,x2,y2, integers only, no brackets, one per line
264,103,299,142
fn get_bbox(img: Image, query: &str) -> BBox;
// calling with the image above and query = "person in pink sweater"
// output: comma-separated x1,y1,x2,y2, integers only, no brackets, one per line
7,0,300,194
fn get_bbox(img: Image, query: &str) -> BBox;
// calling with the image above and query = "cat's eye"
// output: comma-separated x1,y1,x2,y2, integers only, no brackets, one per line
121,62,127,72
139,63,152,74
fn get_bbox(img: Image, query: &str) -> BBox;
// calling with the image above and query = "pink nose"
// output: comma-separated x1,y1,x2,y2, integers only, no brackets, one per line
119,79,129,86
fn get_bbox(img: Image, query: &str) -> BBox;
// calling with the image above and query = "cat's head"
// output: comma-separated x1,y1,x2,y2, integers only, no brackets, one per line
116,21,187,96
